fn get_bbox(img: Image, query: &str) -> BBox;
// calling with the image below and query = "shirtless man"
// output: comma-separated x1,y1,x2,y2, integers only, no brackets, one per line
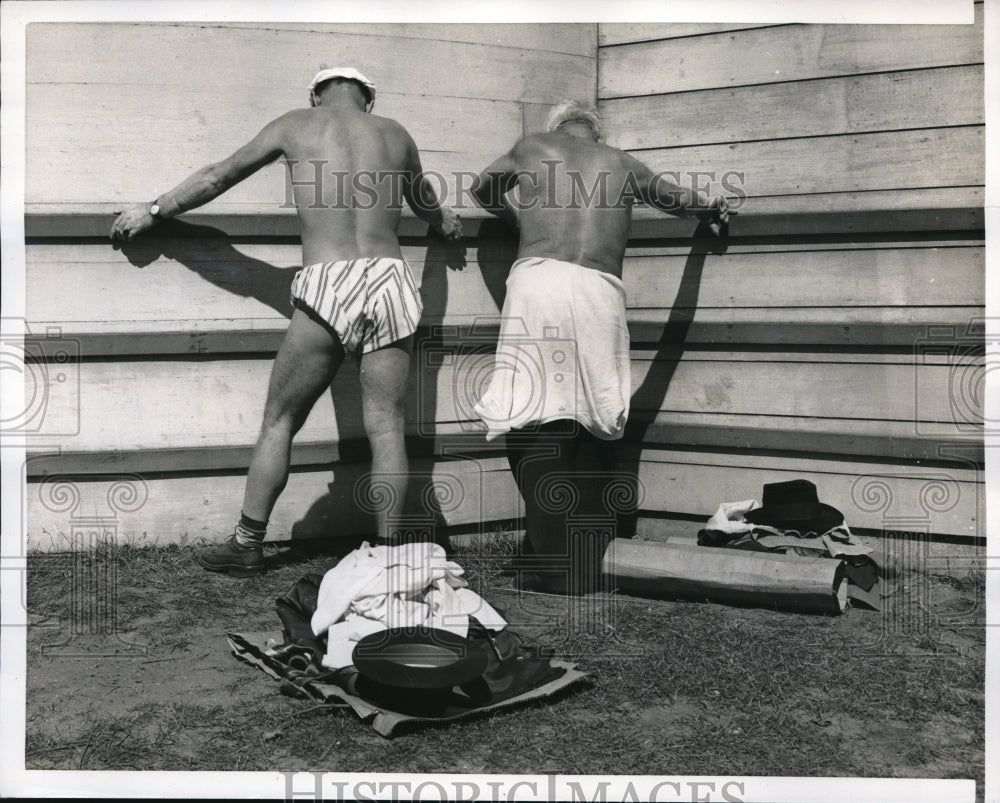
111,68,461,576
470,100,727,593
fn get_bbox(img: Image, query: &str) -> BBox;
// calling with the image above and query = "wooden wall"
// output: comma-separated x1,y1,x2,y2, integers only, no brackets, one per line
25,22,594,213
598,10,984,213
596,10,985,547
23,21,596,549
24,19,985,554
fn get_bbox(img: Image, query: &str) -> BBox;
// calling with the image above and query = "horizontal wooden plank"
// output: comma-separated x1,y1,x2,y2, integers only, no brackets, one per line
626,308,986,347
23,408,982,476
24,349,981,468
26,242,982,336
634,127,983,199
622,245,983,308
23,312,986,358
28,24,596,103
190,22,599,57
603,65,984,150
624,236,987,256
629,355,976,423
599,23,779,46
30,233,984,262
24,186,987,221
599,6,983,98
26,84,526,207
24,244,507,338
631,187,985,219
23,203,986,243
23,446,983,549
25,455,521,550
631,450,982,537
627,412,983,464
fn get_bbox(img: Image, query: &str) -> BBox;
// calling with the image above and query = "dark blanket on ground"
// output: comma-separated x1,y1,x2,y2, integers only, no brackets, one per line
228,574,588,737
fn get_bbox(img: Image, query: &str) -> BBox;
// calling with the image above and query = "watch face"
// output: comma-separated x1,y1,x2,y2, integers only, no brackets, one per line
150,204,160,216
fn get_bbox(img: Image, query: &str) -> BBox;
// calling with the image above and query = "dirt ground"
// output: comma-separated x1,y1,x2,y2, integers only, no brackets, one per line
21,540,987,797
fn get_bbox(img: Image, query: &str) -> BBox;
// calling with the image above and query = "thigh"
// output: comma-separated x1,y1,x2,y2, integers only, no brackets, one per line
358,335,414,421
264,305,346,426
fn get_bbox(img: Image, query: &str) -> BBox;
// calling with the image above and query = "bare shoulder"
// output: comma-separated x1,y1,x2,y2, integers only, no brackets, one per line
513,132,551,153
257,108,314,141
369,113,412,139
614,146,652,176
508,133,558,164
271,107,312,128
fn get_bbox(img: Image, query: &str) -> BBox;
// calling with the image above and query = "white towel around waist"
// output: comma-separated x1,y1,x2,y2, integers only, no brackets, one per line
473,257,631,441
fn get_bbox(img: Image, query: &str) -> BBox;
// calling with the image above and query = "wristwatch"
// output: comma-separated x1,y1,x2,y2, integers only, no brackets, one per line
149,201,162,218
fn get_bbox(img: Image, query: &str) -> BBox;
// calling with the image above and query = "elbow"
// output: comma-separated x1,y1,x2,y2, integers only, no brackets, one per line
203,163,231,195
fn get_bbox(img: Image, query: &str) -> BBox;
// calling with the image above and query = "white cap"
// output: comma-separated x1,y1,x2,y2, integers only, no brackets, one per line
308,67,376,105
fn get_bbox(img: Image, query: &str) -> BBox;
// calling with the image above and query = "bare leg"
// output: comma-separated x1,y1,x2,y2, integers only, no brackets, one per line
241,305,346,521
198,305,345,576
358,336,413,542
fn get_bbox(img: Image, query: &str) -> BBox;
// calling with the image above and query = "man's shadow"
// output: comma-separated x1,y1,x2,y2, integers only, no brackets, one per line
615,218,730,540
114,219,378,555
114,218,299,318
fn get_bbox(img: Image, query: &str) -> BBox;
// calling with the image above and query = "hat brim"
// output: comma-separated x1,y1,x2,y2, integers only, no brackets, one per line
352,627,488,690
743,503,844,534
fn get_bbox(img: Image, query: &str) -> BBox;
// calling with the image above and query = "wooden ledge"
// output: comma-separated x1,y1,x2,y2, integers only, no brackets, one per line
25,315,985,357
25,415,983,477
23,206,984,242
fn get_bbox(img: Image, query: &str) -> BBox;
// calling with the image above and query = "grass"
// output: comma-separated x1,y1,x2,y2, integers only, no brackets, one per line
23,535,986,794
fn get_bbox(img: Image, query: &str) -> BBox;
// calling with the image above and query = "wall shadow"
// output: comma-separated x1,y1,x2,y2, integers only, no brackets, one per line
365,220,518,552
400,222,518,549
615,219,730,539
115,220,360,553
114,219,299,317
473,218,519,312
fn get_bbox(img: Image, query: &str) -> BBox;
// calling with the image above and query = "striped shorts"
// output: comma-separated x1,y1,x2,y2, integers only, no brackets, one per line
290,257,423,355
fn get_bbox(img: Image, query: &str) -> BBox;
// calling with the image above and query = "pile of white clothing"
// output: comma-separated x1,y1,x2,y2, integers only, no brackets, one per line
310,541,508,669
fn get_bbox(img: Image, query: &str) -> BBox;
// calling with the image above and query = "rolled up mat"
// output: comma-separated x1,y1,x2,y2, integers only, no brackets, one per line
602,538,847,615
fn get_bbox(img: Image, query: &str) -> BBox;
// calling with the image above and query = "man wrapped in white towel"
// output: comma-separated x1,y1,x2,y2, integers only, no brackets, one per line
470,100,729,594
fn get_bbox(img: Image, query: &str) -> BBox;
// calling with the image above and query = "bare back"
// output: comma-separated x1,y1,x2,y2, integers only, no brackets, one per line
510,133,640,277
278,107,415,265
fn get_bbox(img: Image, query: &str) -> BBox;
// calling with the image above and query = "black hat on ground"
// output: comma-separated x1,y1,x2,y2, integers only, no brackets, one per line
352,627,488,690
743,479,844,534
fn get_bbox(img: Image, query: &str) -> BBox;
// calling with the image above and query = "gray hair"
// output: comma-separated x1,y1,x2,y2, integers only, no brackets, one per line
544,100,602,139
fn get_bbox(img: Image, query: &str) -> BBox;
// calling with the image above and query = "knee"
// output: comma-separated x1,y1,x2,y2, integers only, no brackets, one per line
260,403,305,437
363,402,405,441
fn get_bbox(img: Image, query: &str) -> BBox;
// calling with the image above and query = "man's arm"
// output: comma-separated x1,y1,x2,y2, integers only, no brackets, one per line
110,114,291,242
629,156,730,236
469,150,520,231
401,133,462,241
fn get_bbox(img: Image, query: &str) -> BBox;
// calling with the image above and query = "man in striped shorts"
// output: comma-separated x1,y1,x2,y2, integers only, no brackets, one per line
111,67,462,575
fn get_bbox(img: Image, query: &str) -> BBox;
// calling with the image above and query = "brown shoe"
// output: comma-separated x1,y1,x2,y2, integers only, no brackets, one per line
196,534,264,577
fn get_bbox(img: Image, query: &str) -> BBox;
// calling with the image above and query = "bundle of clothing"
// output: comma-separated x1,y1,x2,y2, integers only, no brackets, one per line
228,540,587,736
697,479,885,608
302,540,507,668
